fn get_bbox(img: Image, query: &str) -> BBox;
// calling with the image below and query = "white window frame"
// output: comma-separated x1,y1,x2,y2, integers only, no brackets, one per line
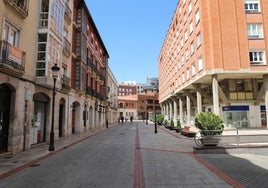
190,41,195,55
196,32,202,47
198,56,203,71
189,21,193,34
249,50,266,65
195,9,200,25
245,0,260,13
247,23,263,39
2,21,20,47
192,62,196,76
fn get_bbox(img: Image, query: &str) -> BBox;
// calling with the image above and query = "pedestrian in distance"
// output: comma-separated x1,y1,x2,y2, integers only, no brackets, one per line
106,120,108,129
130,116,133,124
121,116,124,124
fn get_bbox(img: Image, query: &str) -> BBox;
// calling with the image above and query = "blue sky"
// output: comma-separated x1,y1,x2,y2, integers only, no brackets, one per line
85,0,178,83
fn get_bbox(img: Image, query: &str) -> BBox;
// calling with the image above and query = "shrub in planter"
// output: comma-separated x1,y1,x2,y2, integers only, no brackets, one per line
156,114,164,125
195,112,224,136
170,119,175,130
174,119,181,133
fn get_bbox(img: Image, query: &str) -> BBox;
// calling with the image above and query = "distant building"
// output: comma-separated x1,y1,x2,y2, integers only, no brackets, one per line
136,83,144,94
118,82,137,96
117,95,138,120
143,77,159,94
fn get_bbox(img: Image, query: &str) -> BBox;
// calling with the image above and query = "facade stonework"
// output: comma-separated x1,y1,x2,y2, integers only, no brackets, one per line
0,0,112,154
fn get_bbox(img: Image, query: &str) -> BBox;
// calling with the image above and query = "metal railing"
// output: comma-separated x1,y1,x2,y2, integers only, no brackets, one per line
195,129,268,147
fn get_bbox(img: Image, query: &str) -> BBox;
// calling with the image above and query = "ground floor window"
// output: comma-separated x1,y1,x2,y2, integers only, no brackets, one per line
222,106,249,128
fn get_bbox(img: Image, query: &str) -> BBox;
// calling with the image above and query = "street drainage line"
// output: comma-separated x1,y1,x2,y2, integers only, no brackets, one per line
134,125,145,188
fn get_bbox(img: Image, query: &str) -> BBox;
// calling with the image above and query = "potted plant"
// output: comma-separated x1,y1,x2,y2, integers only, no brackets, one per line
194,112,224,146
170,119,175,130
156,114,164,125
163,119,169,129
174,119,181,133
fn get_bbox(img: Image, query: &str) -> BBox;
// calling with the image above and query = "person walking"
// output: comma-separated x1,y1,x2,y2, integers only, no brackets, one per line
130,116,133,124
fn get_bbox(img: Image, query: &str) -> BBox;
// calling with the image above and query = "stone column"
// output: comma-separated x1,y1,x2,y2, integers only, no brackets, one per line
196,84,202,114
179,97,183,123
212,75,220,115
173,99,178,125
264,75,268,129
169,101,173,121
186,94,191,125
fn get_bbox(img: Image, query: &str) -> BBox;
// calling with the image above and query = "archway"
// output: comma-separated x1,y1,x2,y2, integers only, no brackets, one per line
32,93,49,145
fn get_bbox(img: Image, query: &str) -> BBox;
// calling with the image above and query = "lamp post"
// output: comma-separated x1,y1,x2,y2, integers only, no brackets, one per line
146,100,148,125
154,88,158,134
49,64,60,151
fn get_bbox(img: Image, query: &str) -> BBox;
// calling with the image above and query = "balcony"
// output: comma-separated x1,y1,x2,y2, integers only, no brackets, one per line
4,0,29,18
61,75,71,91
64,2,72,24
0,40,25,77
63,37,71,57
39,12,49,28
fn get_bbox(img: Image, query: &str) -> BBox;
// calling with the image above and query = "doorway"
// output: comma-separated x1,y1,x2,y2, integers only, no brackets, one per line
0,84,11,153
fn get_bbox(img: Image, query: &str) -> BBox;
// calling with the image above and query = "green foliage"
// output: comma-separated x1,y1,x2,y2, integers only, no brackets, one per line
195,112,224,135
170,119,174,127
163,119,168,126
156,114,164,125
176,120,181,128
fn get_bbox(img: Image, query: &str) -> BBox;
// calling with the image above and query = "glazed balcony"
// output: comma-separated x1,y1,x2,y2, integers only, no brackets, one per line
61,74,71,91
63,37,71,57
0,40,25,77
4,0,29,18
64,2,72,24
39,12,49,28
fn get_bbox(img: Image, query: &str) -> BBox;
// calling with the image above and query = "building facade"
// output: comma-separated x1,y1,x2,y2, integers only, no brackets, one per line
118,82,137,96
0,0,111,154
106,65,118,125
159,0,268,129
117,95,138,121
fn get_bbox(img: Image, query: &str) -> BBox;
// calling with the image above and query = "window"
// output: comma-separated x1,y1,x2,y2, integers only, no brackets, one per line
245,0,260,13
189,21,193,34
188,3,192,14
247,23,263,38
195,9,200,25
192,62,196,76
184,30,188,42
190,41,195,55
182,72,185,83
181,54,185,65
198,56,203,71
196,32,202,47
249,50,265,65
186,68,190,80
3,22,20,46
184,12,187,23
185,48,189,60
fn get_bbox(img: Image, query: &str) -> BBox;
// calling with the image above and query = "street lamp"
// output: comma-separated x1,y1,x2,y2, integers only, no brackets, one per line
49,64,60,151
154,88,158,134
146,100,148,125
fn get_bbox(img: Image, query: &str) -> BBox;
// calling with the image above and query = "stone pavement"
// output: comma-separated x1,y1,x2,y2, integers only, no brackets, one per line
0,121,268,188
0,126,111,179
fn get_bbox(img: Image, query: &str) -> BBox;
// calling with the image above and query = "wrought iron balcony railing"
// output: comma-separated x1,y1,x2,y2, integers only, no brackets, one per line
0,40,25,77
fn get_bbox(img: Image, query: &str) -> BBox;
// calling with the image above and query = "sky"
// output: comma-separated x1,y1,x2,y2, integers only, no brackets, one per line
85,0,178,83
